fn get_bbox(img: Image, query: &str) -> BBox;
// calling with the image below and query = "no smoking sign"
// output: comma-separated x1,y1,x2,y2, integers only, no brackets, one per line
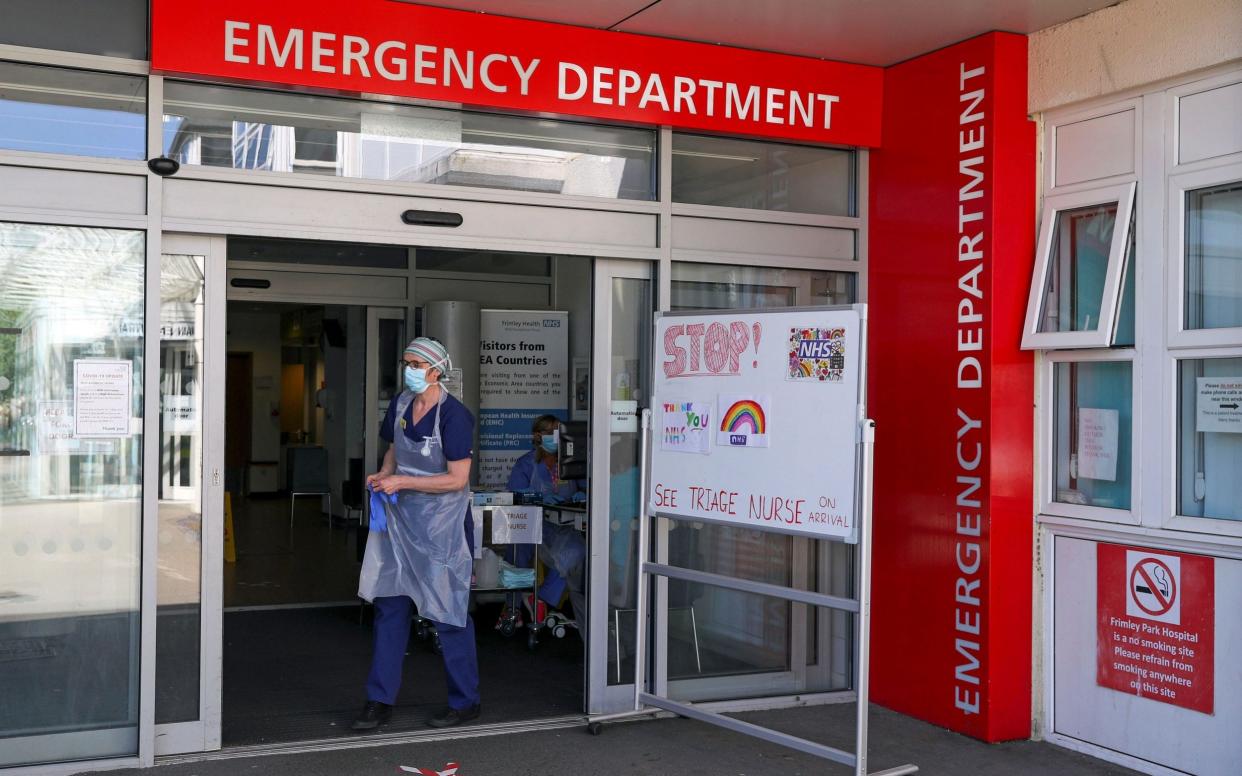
1125,551,1180,625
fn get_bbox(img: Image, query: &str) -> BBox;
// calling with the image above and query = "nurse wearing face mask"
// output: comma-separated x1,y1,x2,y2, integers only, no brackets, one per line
353,337,480,732
505,415,587,638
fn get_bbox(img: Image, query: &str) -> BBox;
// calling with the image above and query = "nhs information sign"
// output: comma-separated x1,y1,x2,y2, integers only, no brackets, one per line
650,306,865,542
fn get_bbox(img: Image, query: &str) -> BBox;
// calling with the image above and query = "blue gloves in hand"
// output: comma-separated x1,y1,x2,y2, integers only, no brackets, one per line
367,485,398,532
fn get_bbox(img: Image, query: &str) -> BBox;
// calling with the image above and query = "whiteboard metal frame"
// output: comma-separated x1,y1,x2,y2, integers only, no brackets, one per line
587,304,916,776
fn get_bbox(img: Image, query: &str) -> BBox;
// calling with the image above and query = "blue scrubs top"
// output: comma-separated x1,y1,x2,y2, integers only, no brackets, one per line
506,450,583,504
380,389,475,530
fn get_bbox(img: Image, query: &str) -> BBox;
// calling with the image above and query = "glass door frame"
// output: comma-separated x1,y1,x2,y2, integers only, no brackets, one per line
154,233,227,755
586,258,654,714
364,306,408,514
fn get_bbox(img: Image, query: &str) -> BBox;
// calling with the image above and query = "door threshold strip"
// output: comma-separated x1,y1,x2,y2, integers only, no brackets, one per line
223,600,361,613
156,715,587,766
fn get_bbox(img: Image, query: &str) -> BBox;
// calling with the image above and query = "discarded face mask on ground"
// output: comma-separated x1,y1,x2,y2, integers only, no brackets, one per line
400,763,459,776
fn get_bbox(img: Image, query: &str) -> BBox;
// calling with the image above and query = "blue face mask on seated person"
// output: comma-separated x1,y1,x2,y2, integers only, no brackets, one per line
540,433,559,454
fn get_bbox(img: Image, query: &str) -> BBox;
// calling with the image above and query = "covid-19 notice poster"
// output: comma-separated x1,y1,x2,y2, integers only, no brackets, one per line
477,310,568,488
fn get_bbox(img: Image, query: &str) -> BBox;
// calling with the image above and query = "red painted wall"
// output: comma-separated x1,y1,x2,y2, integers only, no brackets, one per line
868,32,1035,742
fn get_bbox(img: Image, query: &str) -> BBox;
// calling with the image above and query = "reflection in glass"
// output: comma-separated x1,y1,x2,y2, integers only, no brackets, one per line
1053,361,1132,510
607,277,651,685
155,254,206,724
1177,358,1242,521
0,60,146,160
0,222,145,767
1184,182,1242,331
671,263,856,310
162,81,656,200
1037,203,1120,334
672,133,854,216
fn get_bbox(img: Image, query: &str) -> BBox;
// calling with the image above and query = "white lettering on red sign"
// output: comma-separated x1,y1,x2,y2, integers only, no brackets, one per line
953,61,987,718
221,21,840,131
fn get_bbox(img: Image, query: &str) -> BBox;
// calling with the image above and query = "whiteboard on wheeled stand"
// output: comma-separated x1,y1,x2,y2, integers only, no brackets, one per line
649,305,865,543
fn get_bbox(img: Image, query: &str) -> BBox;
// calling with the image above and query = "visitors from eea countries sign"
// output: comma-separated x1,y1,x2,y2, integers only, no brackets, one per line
649,306,865,543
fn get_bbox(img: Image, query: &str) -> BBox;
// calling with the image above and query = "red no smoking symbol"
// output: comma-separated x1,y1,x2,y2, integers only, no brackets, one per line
1130,557,1177,616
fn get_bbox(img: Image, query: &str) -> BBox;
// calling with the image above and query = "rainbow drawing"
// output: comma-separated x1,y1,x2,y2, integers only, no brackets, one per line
720,400,766,434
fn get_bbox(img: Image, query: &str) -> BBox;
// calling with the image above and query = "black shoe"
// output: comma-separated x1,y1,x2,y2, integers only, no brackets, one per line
351,700,392,731
427,703,481,728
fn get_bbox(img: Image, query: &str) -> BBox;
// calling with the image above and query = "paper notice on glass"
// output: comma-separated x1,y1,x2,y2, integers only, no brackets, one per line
1196,377,1242,434
74,360,133,438
37,400,78,454
1077,407,1119,481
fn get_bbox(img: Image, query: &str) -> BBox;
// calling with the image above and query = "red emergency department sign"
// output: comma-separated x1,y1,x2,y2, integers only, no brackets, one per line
1096,543,1215,714
150,0,884,147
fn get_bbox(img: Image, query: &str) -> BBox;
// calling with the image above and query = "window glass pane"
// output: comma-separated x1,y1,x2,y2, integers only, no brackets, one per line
0,60,146,160
162,82,656,200
416,248,550,277
1184,182,1242,331
1037,203,1118,334
0,0,148,60
607,277,651,686
1177,358,1242,521
671,263,856,310
1112,221,1137,346
155,254,205,724
672,134,854,216
666,264,854,700
0,222,145,767
228,237,409,270
1053,361,1132,511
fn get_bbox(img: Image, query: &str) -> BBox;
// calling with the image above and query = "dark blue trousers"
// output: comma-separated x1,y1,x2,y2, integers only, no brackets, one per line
366,595,480,710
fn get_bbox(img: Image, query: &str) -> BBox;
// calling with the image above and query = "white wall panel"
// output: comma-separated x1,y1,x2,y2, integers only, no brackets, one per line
1054,111,1136,187
1179,81,1242,165
1053,536,1242,776
163,179,657,254
0,165,145,217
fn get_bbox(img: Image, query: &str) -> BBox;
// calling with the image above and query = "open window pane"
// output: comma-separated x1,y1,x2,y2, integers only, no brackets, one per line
1038,203,1117,333
1184,181,1242,331
1022,183,1136,349
1052,361,1132,511
1177,358,1242,521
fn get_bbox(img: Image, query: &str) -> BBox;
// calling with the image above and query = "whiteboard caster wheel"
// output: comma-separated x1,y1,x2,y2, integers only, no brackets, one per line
587,722,603,736
500,620,516,637
432,632,443,655
527,630,539,651
553,625,567,639
415,622,428,640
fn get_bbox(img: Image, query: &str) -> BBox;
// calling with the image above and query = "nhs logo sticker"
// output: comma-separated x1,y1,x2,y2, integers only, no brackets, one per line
542,319,562,328
787,327,846,382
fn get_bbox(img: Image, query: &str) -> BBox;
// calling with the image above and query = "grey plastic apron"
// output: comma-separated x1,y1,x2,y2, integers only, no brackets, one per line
357,390,472,627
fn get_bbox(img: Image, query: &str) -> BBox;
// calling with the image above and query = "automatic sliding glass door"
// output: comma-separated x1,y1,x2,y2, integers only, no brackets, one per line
154,234,226,755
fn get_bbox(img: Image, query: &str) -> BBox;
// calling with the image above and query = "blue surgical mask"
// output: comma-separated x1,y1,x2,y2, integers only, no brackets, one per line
540,433,559,454
404,366,429,394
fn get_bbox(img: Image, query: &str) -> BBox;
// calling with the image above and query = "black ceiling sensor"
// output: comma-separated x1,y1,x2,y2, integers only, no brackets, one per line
230,278,272,289
147,156,180,176
401,210,463,227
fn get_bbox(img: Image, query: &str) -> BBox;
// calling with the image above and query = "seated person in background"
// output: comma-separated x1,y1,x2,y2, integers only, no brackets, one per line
505,415,587,638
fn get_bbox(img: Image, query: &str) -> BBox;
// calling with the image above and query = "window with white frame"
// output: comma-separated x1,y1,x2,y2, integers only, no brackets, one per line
1170,161,1242,525
1022,182,1136,349
1031,69,1242,535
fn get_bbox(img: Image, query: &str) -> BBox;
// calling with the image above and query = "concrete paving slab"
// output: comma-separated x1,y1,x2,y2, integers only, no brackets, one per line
80,703,1143,776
